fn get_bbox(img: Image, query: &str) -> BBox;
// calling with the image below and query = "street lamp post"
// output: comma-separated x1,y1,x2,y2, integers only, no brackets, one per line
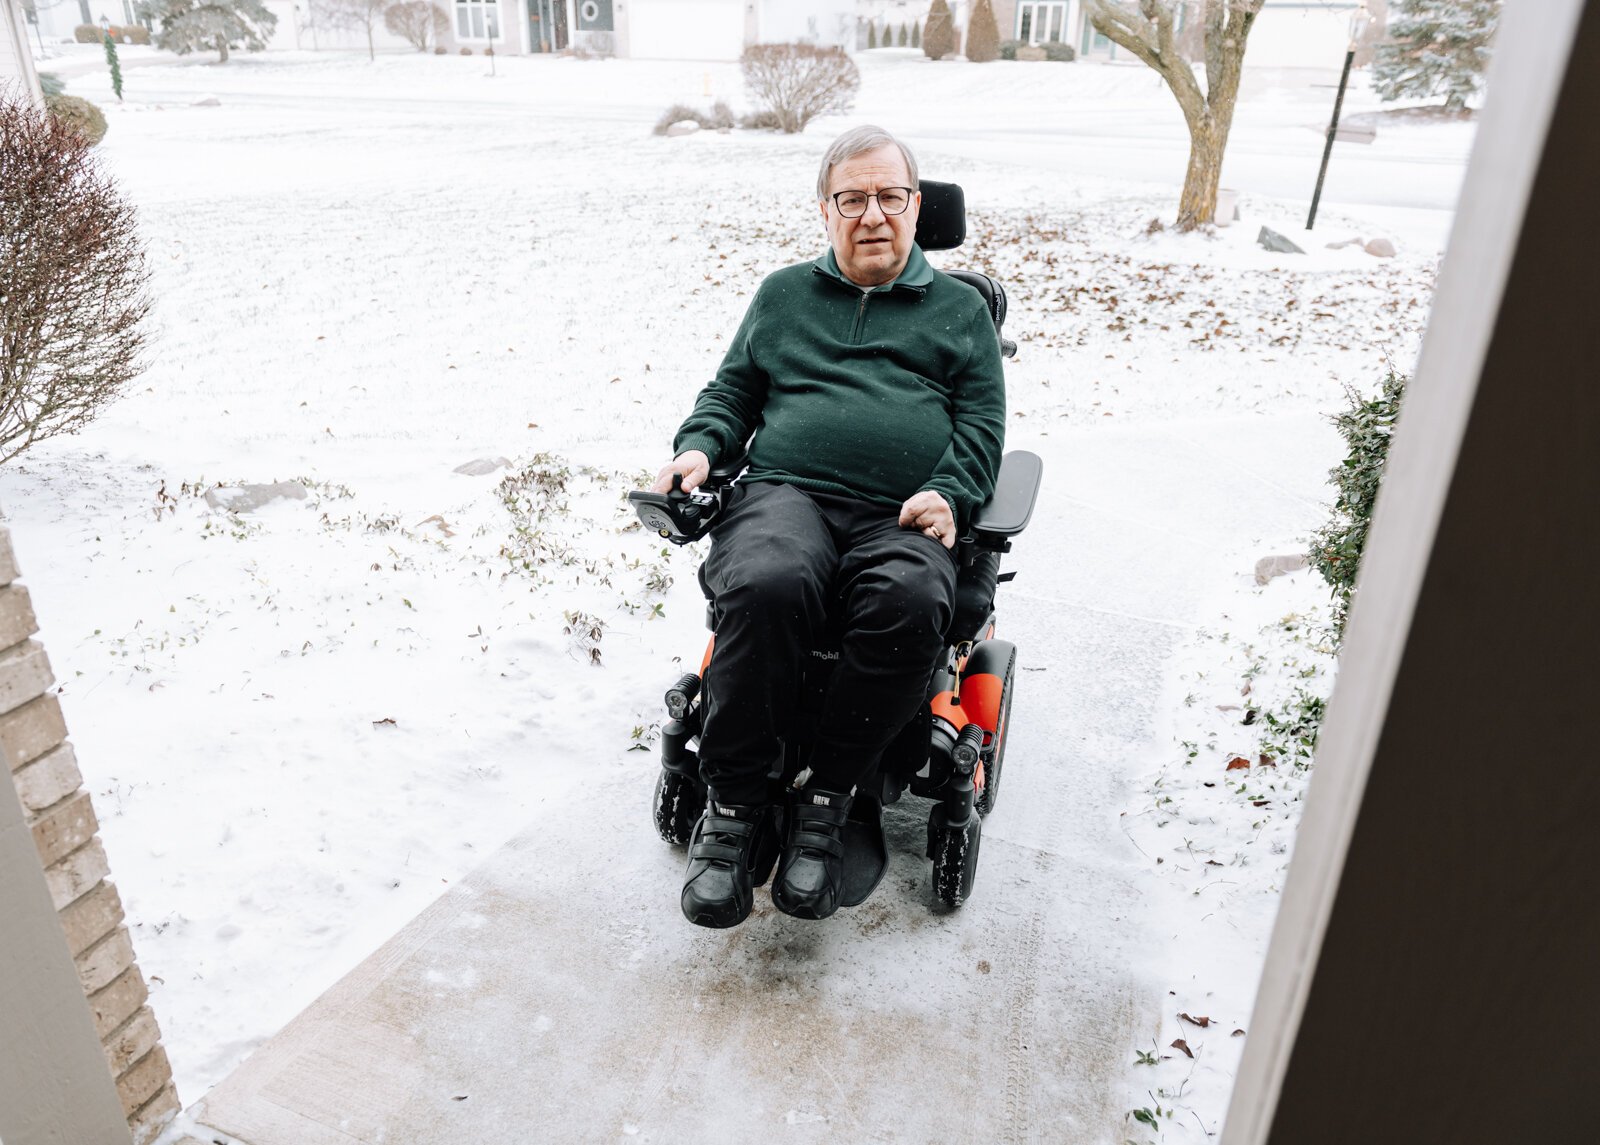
1306,3,1373,230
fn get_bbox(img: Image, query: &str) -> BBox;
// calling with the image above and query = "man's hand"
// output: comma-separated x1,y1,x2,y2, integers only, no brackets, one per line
899,490,955,549
652,450,711,494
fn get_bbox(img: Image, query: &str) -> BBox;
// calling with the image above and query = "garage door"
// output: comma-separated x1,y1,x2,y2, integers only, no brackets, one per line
626,0,745,60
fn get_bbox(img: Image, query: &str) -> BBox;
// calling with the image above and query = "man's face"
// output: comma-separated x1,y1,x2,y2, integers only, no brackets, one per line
820,144,921,288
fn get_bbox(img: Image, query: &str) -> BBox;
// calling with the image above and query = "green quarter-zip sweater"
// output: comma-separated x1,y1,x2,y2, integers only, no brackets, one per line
672,245,1006,531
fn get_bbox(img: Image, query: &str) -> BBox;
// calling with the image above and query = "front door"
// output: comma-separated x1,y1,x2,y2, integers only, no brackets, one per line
528,0,568,50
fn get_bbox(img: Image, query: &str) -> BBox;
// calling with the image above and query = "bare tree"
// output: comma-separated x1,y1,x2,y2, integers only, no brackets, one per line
384,0,448,51
740,44,860,135
323,0,390,60
1083,1,1264,231
1,91,151,464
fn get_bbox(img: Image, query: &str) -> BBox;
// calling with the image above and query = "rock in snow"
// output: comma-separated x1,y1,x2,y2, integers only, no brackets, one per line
664,120,700,137
1365,237,1397,258
1254,553,1310,585
203,481,308,513
453,457,513,476
1257,226,1305,255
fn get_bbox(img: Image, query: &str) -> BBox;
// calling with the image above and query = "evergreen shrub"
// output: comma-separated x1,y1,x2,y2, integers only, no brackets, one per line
1311,371,1409,638
923,0,955,59
999,39,1019,60
44,94,108,145
1043,41,1075,61
965,0,1000,62
1374,0,1500,111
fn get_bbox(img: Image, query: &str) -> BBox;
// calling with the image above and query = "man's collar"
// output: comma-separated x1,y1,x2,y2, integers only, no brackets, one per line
813,244,934,293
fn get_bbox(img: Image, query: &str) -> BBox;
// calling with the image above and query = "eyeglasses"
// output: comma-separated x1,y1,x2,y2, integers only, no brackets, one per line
829,187,915,218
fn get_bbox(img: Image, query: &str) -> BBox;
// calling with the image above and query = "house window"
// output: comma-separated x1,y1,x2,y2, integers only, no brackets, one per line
1017,1,1068,44
456,0,501,40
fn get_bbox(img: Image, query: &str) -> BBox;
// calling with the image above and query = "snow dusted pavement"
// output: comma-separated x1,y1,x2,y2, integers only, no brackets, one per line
1,49,1454,1142
189,409,1338,1145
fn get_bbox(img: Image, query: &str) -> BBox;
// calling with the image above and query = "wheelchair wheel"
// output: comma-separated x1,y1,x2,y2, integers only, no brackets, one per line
652,768,705,845
976,653,1014,817
963,641,1015,817
928,805,982,908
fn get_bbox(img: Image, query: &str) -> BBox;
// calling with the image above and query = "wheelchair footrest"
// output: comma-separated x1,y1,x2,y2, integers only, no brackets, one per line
840,796,889,909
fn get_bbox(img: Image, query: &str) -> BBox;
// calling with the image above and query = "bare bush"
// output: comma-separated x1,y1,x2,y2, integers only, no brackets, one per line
740,43,860,134
384,0,448,51
652,103,701,134
0,91,151,464
652,100,735,135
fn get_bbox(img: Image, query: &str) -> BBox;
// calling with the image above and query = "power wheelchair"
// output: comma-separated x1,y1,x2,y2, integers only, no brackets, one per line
629,181,1043,910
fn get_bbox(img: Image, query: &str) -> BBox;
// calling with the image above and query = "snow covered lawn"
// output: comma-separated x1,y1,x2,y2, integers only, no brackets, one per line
4,48,1464,1137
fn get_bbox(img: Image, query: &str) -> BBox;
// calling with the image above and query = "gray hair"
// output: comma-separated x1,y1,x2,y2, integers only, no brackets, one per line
815,125,920,200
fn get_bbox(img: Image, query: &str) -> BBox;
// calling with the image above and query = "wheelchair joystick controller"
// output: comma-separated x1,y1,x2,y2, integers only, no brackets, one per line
627,472,722,545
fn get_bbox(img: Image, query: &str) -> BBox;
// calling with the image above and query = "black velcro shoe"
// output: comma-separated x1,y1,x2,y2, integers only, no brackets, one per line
681,801,767,929
771,787,852,920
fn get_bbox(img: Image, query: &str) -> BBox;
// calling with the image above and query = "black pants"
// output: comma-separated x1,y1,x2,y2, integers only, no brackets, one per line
698,482,957,805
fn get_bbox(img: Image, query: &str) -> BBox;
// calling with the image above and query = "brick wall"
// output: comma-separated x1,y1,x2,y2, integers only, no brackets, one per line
0,525,179,1144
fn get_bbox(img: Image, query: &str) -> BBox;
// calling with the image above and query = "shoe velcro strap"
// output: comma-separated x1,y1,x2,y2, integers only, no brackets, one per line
690,841,748,865
703,815,757,837
788,830,846,858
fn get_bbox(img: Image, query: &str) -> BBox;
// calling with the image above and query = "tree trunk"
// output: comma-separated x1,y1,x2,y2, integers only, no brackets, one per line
215,34,229,63
1083,0,1261,232
1176,116,1223,230
367,25,375,61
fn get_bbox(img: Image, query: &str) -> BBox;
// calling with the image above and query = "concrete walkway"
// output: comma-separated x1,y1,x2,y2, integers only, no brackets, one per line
190,414,1335,1144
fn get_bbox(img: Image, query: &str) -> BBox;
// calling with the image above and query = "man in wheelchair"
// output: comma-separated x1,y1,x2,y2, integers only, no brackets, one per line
648,126,1006,928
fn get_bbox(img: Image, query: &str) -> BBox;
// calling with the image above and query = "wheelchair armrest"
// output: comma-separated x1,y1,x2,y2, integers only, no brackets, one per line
970,450,1042,547
706,445,749,486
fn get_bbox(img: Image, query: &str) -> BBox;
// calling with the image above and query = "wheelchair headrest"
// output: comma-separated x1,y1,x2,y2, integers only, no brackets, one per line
915,181,966,252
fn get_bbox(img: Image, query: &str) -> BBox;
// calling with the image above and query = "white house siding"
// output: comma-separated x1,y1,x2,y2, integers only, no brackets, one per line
1246,1,1359,69
624,0,744,60
4,0,44,101
757,0,854,51
25,0,96,44
280,0,448,54
1069,1,1375,70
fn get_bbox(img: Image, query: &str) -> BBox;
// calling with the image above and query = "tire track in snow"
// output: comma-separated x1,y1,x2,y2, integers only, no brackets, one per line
1000,909,1046,1144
